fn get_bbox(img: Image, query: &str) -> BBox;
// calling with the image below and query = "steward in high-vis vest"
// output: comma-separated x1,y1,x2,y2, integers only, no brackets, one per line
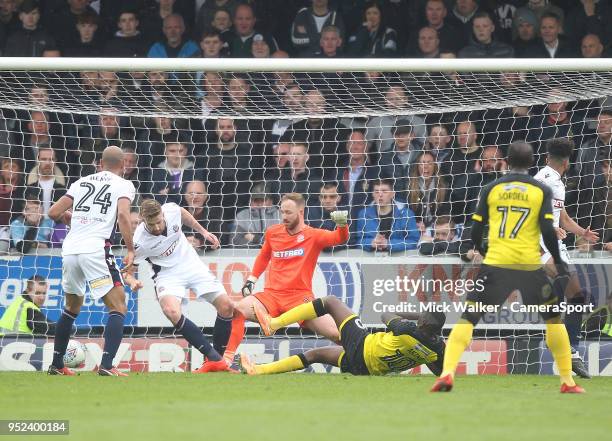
0,275,55,336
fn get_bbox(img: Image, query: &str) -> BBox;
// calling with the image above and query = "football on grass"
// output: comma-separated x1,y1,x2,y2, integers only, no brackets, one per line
63,340,86,368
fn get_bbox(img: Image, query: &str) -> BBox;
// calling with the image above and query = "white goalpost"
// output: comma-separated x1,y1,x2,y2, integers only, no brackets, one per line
0,57,610,375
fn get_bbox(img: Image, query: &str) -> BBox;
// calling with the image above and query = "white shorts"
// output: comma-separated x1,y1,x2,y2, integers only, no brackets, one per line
153,262,225,305
62,247,123,299
541,242,571,265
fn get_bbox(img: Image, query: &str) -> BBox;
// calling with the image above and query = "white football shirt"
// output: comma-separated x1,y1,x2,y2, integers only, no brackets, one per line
62,171,135,255
534,165,565,228
133,203,200,270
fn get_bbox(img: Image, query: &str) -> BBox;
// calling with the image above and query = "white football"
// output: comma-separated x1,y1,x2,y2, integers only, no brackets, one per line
63,340,87,368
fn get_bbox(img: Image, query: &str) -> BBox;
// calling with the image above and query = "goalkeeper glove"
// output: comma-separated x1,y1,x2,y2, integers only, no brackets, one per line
330,210,349,227
241,276,257,297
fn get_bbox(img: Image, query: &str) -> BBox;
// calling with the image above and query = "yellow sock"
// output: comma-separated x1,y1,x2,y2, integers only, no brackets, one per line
256,355,306,375
270,302,318,331
441,321,474,378
545,321,575,386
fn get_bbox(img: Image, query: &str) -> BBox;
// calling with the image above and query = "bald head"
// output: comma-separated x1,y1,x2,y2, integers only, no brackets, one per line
507,142,533,170
102,145,124,172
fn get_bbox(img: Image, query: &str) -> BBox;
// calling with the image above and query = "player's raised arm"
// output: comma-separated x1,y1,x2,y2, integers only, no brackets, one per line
180,207,220,249
316,210,350,247
48,195,74,225
117,197,136,269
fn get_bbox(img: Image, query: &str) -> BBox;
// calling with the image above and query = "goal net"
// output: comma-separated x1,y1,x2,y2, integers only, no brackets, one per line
0,58,611,375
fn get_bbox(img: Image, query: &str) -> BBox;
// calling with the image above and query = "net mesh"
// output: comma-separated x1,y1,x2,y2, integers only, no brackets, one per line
0,67,610,374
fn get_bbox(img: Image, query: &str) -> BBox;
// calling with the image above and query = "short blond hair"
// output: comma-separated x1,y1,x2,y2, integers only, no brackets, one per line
140,198,162,220
280,193,305,208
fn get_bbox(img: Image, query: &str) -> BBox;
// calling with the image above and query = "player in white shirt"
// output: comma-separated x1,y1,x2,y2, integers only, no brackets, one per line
535,138,598,378
123,199,235,373
47,146,141,377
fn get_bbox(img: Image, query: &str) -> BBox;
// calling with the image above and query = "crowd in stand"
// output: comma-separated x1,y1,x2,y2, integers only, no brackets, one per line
0,0,611,256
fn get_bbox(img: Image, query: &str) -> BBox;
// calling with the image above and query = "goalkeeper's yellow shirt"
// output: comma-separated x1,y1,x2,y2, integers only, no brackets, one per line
472,172,554,269
363,320,440,375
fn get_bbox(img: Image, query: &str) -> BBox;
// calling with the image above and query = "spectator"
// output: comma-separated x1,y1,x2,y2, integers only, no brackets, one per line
198,29,227,58
425,123,453,165
458,11,514,58
199,71,226,116
151,141,197,205
104,9,149,58
0,158,24,253
511,7,538,56
564,0,610,45
447,0,481,42
404,151,450,231
310,24,343,57
490,1,517,44
10,195,53,253
137,115,179,171
229,3,278,58
62,10,103,57
327,130,379,226
447,120,482,181
79,106,136,162
412,27,440,58
139,0,181,43
199,118,253,234
4,0,56,57
271,142,321,203
232,183,280,247
291,0,344,55
521,12,576,58
121,145,149,202
195,0,237,37
586,159,612,250
576,108,612,197
514,0,565,28
25,147,66,215
307,181,346,231
347,1,397,57
366,85,426,152
356,178,420,253
210,8,233,40
382,122,422,192
526,91,586,168
451,145,505,222
581,33,605,58
182,180,223,243
0,274,55,336
144,70,174,106
279,88,350,172
147,14,198,58
263,141,293,183
47,0,100,52
0,0,19,38
412,0,465,53
418,215,461,256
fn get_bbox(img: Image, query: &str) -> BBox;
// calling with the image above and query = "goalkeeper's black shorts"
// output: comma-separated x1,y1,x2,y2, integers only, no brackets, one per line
338,315,370,376
464,264,561,324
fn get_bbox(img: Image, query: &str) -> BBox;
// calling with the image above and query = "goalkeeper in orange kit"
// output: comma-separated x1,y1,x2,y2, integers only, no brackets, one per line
224,193,349,363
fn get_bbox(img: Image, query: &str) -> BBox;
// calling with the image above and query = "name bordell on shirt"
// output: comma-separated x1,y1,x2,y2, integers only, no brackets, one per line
472,173,555,267
133,203,200,268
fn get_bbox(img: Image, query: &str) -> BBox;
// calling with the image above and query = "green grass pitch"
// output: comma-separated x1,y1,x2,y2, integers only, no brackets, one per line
0,373,609,441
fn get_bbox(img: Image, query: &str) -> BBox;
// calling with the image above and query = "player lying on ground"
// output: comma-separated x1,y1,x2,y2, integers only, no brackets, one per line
122,199,235,373
432,141,585,393
47,146,141,376
240,295,445,376
535,138,598,378
223,193,349,363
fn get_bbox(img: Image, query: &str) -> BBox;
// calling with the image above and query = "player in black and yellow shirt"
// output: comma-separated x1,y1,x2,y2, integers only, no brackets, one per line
431,141,585,394
240,296,446,376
